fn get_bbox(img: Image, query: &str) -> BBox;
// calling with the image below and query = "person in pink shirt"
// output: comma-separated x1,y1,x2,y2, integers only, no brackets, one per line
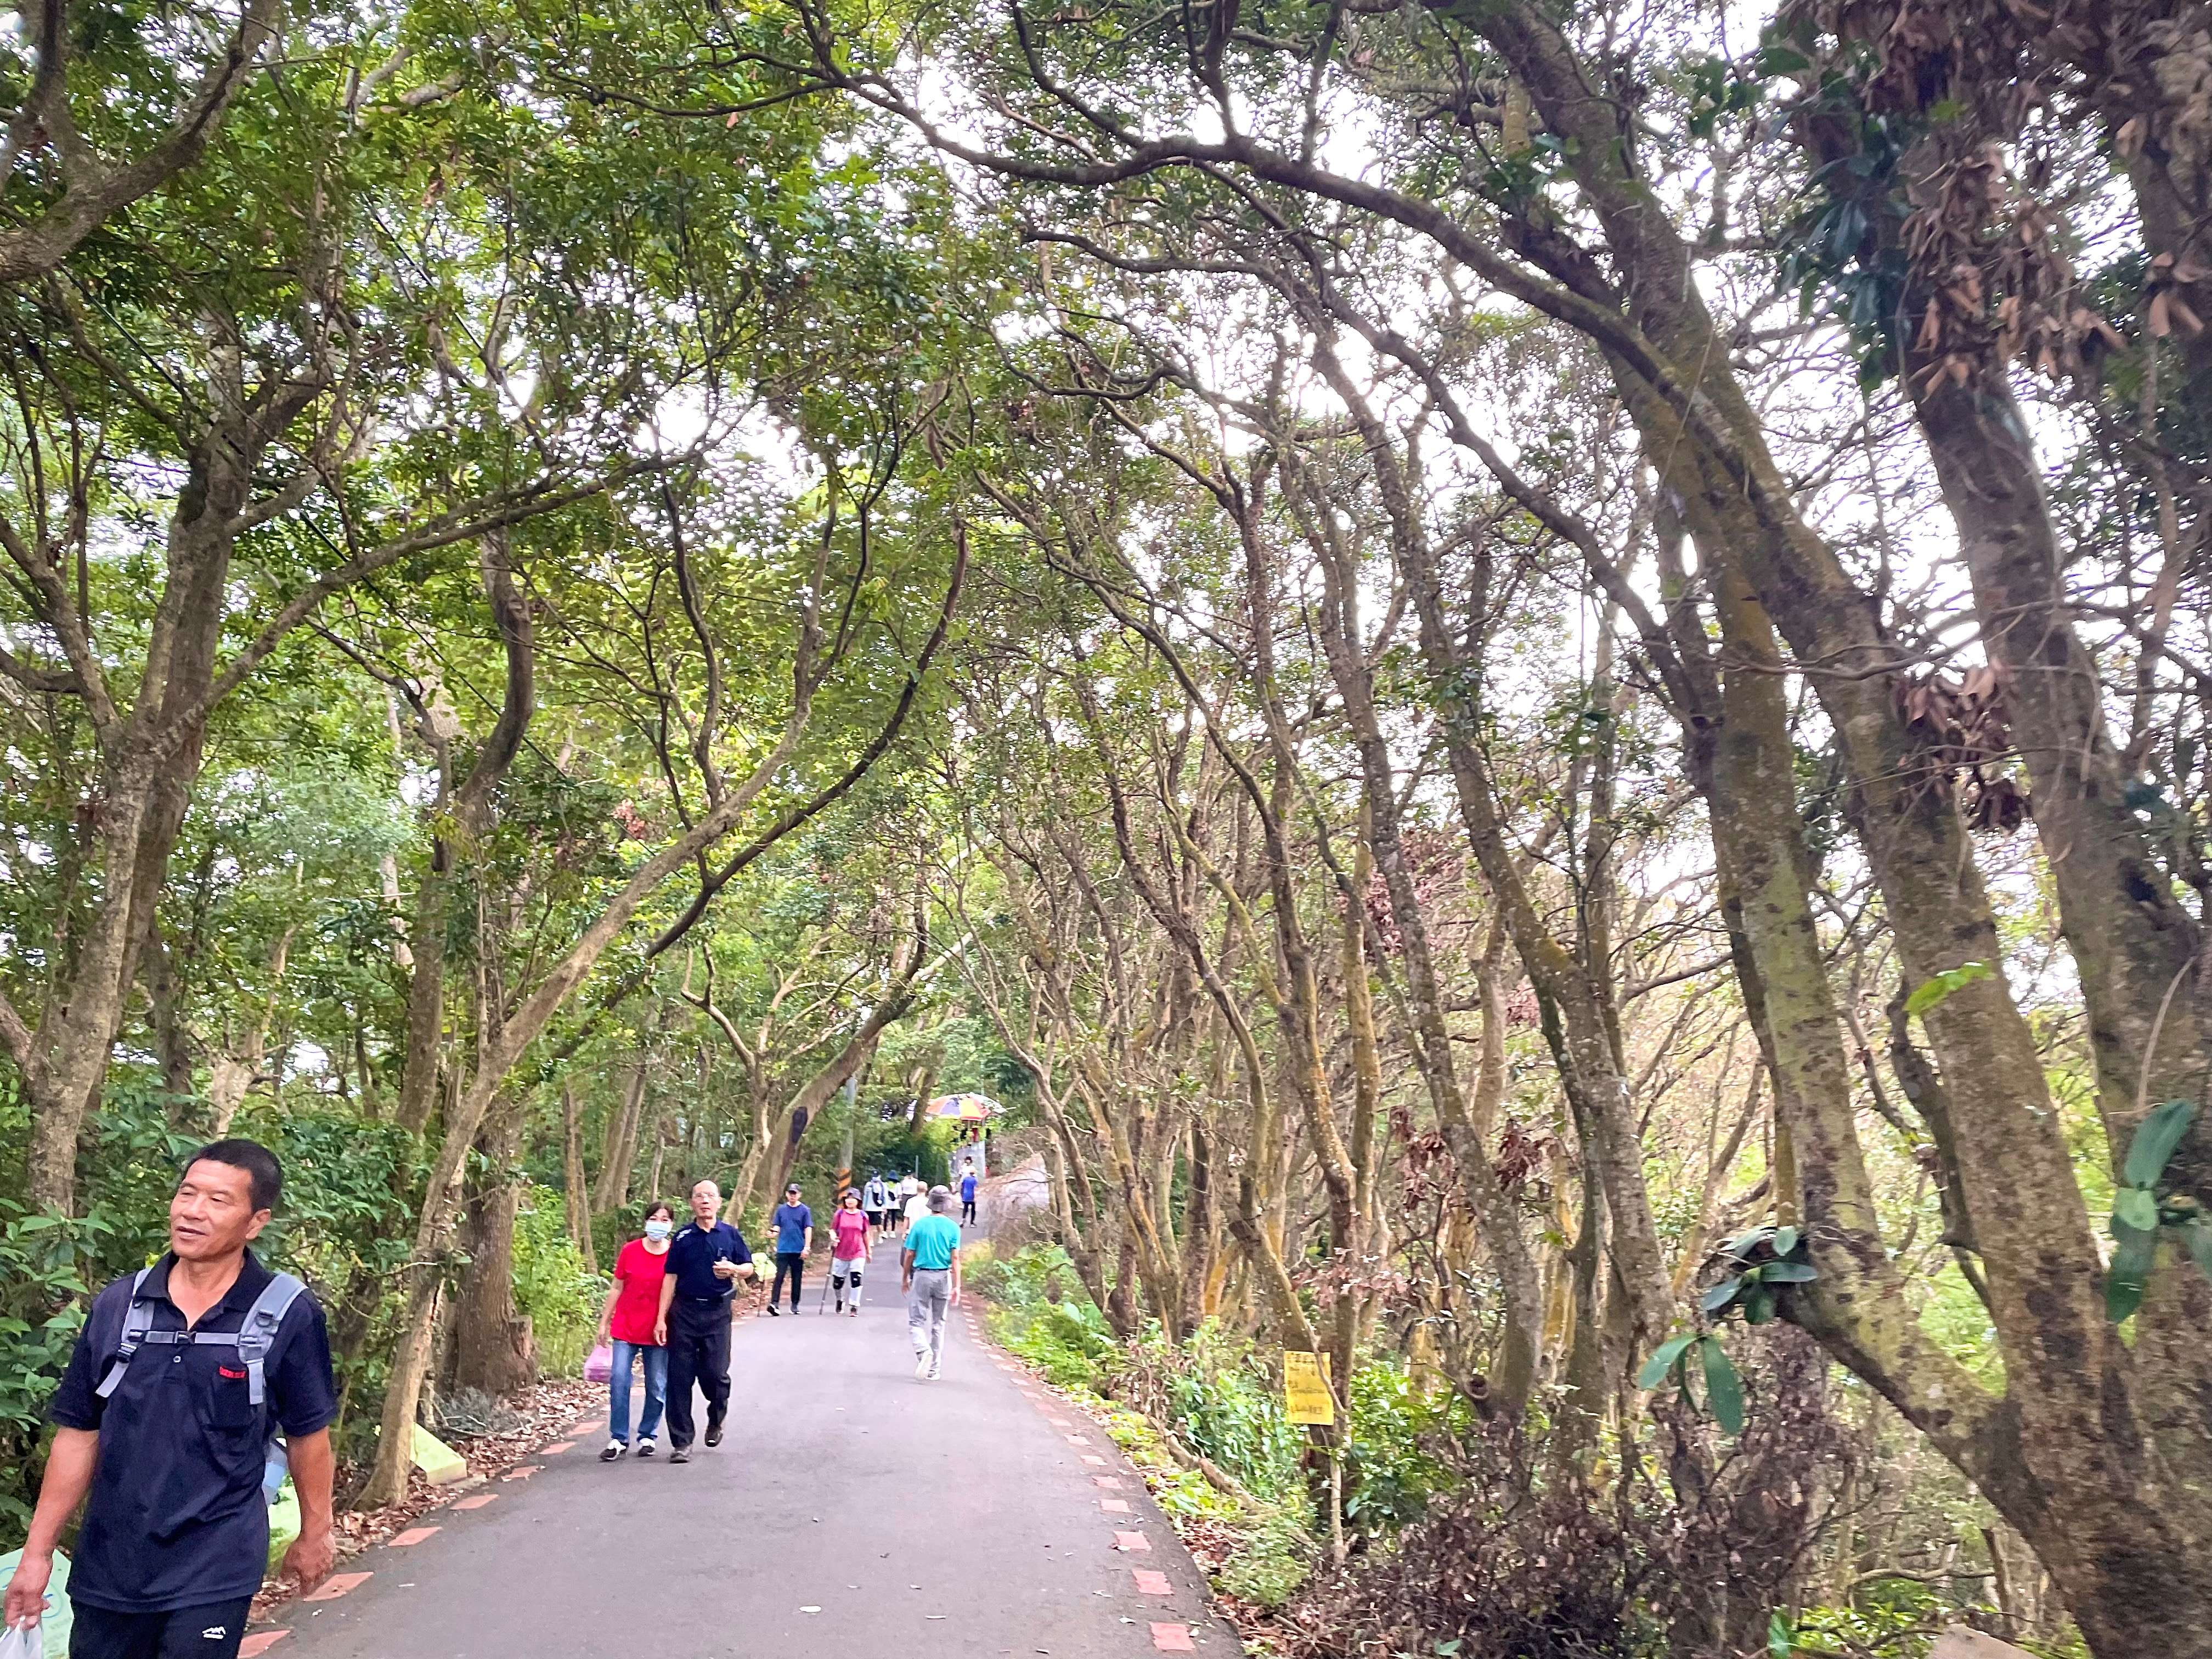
829,1187,871,1315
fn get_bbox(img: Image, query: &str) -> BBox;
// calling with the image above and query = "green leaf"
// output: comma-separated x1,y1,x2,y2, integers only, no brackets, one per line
1639,1334,1695,1389
1763,1260,1818,1283
2124,1099,2198,1190
1742,1285,1778,1324
2107,1222,2159,1322
2181,1220,2212,1284
1904,961,1994,1017
1723,1225,1773,1259
1769,1611,1796,1659
1772,1225,1799,1257
2114,1187,2160,1233
1700,1277,1742,1314
1701,1336,1746,1434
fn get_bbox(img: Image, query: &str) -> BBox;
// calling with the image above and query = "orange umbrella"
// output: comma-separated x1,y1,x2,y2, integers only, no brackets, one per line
925,1092,1000,1121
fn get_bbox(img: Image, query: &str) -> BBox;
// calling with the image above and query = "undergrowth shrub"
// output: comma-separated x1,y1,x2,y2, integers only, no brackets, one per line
1285,1330,1852,1659
1120,1321,1304,1501
975,1242,1115,1389
1219,1507,1315,1609
1286,1420,1662,1659
513,1188,604,1376
0,1203,101,1539
1344,1355,1468,1536
968,1238,1080,1307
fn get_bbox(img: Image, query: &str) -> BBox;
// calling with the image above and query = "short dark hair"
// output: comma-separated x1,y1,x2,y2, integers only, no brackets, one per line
184,1139,283,1213
642,1200,674,1223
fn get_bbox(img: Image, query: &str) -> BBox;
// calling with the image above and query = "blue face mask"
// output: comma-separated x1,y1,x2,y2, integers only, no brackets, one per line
644,1220,672,1242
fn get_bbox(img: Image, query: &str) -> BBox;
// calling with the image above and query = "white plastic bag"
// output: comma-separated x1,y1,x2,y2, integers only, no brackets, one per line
0,1549,66,1656
0,1617,44,1659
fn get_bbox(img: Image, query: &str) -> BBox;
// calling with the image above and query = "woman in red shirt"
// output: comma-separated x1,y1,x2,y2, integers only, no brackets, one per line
596,1200,673,1460
830,1187,871,1315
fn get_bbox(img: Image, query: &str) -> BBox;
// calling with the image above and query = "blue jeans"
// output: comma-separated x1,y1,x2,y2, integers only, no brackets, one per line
608,1340,667,1442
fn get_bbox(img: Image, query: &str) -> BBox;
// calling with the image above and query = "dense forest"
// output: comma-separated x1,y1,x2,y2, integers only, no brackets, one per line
1,0,2207,1651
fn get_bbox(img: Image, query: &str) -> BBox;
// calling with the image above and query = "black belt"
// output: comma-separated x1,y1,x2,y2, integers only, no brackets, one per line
680,1294,733,1304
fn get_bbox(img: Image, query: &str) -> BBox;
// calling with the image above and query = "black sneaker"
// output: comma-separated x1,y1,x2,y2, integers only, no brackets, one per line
766,1304,780,1317
704,1423,724,1448
669,1447,691,1464
599,1440,625,1462
635,1438,656,1458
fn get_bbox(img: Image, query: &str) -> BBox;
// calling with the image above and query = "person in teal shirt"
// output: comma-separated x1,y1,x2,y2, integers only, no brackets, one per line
900,1188,963,1380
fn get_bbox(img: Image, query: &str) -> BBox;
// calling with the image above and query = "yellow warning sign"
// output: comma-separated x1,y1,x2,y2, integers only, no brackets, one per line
1283,1351,1335,1426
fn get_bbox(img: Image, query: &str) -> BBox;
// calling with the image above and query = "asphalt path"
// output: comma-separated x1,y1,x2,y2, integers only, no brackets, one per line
251,1237,1237,1659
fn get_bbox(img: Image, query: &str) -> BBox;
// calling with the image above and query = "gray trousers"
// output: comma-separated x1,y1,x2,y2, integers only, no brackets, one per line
906,1268,951,1358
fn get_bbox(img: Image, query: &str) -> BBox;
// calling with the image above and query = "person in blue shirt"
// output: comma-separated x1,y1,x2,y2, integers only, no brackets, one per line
766,1184,812,1316
958,1159,980,1225
653,1180,753,1463
900,1187,964,1381
4,1139,338,1659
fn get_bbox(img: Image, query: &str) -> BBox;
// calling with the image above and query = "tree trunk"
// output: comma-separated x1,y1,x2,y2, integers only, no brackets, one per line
146,928,199,1129
594,1058,650,1216
1459,5,2212,1638
562,1081,596,1272
750,973,922,1217
449,1087,538,1397
15,441,253,1212
359,1073,503,1508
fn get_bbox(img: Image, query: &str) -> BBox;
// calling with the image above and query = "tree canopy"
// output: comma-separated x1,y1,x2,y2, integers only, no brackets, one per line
3,0,2209,1650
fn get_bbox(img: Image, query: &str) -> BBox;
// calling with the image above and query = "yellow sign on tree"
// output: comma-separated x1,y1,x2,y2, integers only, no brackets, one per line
1283,1350,1335,1426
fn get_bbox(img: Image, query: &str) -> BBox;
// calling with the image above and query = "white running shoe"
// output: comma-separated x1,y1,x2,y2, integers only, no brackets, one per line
915,1352,932,1379
927,1357,941,1380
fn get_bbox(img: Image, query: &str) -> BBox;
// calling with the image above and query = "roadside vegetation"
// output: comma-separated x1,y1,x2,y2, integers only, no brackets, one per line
1,0,2204,1647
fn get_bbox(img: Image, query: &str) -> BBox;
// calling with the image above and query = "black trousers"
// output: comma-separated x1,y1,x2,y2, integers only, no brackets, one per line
71,1597,255,1659
662,1296,732,1448
961,1200,977,1223
771,1251,805,1309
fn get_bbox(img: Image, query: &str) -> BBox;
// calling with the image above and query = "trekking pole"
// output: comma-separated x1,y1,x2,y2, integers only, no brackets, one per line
818,1251,832,1314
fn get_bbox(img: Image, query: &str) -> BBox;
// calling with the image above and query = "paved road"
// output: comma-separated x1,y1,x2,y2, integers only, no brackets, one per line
253,1239,1235,1659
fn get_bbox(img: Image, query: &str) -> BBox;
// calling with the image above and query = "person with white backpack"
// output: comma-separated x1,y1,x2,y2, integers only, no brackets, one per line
3,1140,337,1659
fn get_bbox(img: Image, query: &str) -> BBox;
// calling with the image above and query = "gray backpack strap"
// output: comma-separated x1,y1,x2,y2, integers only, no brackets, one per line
235,1272,306,1407
93,1267,158,1400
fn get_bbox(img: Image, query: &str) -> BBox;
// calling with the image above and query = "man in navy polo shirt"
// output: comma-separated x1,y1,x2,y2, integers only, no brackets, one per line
4,1139,337,1659
765,1183,811,1317
653,1178,753,1464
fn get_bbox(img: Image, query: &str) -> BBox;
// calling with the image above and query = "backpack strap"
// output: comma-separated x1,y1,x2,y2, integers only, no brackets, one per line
93,1267,158,1400
234,1272,306,1407
248,1274,309,1505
